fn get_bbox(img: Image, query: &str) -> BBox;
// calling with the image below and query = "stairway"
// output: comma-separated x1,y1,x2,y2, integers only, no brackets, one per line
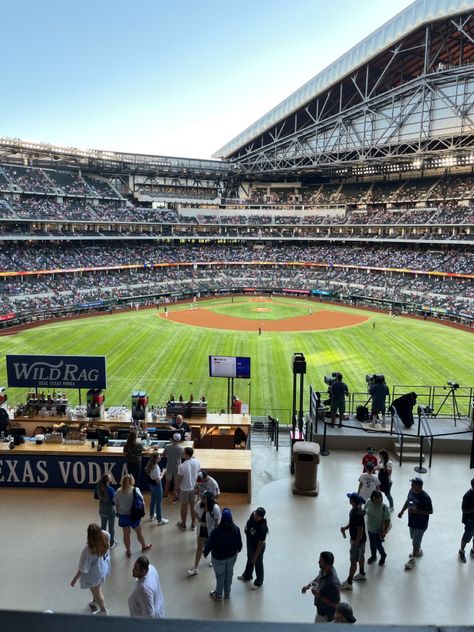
392,435,425,462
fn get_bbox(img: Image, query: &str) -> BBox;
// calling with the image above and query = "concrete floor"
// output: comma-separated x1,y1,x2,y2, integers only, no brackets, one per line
0,437,473,625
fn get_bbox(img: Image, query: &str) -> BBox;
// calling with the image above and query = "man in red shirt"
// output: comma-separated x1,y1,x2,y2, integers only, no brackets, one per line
362,447,378,472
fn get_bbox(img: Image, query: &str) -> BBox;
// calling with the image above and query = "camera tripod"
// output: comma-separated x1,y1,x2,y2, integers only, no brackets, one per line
433,386,463,426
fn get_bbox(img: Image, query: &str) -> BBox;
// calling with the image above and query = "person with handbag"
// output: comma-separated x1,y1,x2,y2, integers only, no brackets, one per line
70,523,111,616
115,474,152,558
145,452,168,526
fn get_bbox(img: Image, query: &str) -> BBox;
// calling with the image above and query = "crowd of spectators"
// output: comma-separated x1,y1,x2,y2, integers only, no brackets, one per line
1,194,472,237
1,259,472,318
1,242,472,275
0,165,119,198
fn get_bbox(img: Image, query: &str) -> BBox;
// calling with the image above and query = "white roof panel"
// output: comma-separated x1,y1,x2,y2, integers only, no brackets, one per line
213,0,474,158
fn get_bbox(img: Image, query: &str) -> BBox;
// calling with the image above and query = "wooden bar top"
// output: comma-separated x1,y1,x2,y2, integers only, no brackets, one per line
0,442,251,471
0,441,192,457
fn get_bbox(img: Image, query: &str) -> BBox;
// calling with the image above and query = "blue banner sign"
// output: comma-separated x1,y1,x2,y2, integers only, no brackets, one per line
0,453,134,488
6,355,107,389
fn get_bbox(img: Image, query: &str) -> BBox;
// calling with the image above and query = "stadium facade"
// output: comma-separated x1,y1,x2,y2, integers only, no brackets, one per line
0,0,472,328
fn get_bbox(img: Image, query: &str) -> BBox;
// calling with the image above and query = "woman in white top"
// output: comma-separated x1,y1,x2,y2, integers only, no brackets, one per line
70,523,111,615
145,452,168,526
187,491,221,576
115,474,152,558
377,449,394,510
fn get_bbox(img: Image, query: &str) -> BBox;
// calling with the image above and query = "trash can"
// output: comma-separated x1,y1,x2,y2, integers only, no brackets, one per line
293,441,320,496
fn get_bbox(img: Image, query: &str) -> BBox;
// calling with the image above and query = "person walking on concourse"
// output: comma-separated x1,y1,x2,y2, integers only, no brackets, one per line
128,555,165,618
340,493,367,590
398,477,433,570
70,523,111,616
204,508,242,601
301,550,341,623
458,478,474,563
238,506,268,590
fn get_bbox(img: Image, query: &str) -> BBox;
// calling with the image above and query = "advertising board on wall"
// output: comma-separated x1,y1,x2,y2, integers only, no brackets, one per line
6,354,107,390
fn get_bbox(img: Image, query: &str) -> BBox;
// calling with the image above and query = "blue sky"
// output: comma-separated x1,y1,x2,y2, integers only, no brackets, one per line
1,0,414,159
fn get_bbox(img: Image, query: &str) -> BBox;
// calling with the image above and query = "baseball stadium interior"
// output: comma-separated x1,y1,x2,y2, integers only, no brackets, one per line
1,0,473,630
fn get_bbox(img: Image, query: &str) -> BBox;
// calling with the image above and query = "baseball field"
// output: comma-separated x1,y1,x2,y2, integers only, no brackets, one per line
1,296,472,420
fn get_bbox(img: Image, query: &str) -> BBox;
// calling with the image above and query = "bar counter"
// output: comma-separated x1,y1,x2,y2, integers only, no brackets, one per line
0,441,251,500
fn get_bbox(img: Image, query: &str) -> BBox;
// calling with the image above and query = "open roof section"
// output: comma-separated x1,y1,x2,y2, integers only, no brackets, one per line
213,0,474,160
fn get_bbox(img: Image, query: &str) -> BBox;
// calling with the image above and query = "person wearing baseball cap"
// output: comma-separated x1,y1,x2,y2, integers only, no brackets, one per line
334,602,356,623
398,477,433,570
237,507,268,590
203,508,242,601
340,493,367,590
195,469,220,499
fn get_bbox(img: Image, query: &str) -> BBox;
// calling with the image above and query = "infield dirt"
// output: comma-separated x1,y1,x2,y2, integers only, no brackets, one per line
161,307,368,331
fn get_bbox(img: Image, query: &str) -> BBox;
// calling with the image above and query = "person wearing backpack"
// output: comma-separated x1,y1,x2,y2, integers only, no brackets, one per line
115,474,152,558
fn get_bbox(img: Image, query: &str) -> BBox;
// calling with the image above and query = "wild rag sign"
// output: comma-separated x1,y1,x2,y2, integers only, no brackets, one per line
0,454,145,488
6,354,107,389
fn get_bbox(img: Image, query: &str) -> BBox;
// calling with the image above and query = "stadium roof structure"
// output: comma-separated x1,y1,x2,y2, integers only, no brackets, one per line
214,0,474,178
0,137,232,179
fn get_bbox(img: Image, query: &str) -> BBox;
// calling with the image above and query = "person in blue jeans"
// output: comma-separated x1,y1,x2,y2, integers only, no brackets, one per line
203,508,242,601
94,473,117,548
145,452,169,526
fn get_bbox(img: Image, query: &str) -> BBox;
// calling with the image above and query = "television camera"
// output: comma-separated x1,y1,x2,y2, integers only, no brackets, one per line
366,374,385,384
324,372,342,387
446,381,459,390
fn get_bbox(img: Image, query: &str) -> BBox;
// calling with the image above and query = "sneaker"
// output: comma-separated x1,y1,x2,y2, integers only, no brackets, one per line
238,575,250,581
156,519,169,526
224,593,230,599
367,556,377,565
177,521,186,532
379,554,387,566
209,591,222,601
88,601,99,612
405,558,416,570
251,583,261,590
148,515,156,522
409,549,423,558
187,568,199,577
110,540,119,550
459,550,467,563
340,581,353,591
172,499,178,505
92,609,108,616
353,573,367,581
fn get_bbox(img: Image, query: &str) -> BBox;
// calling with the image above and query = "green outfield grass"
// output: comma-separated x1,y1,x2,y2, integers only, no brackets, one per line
1,297,472,420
